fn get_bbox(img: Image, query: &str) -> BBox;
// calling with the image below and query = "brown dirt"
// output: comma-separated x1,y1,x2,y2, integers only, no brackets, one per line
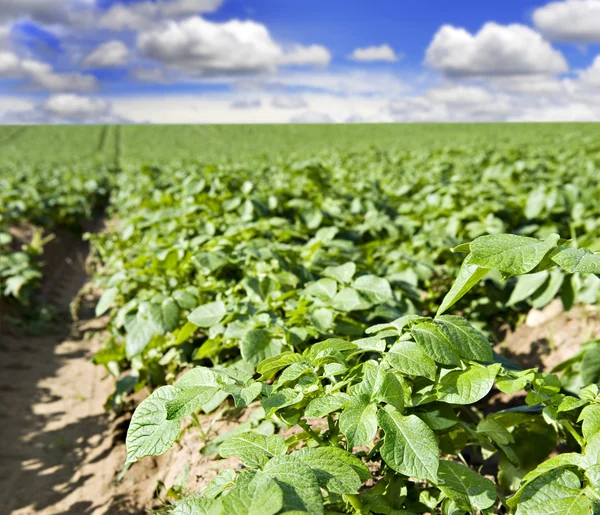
0,224,243,514
497,299,600,372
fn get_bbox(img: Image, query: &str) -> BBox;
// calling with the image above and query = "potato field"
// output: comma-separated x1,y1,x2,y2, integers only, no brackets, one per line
2,123,600,515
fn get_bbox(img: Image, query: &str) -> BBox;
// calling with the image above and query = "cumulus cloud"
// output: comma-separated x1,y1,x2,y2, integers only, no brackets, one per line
137,16,330,76
578,55,600,86
99,0,223,31
488,75,567,96
279,44,331,67
83,40,129,68
533,0,600,43
44,94,110,120
426,85,495,105
0,0,69,25
2,94,127,124
271,94,308,109
0,51,97,91
348,44,400,62
425,23,568,76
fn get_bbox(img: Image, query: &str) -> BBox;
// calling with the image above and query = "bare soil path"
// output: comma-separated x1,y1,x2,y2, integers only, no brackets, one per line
0,227,149,515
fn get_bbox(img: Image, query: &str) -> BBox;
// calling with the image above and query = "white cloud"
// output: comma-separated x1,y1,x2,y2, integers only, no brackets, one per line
533,0,600,43
0,51,97,92
280,44,331,67
0,0,69,24
44,93,110,120
426,85,495,105
137,17,282,75
1,94,127,124
0,51,21,75
425,23,568,76
137,16,330,76
348,44,400,62
271,94,308,109
578,55,600,86
0,95,34,120
488,75,567,96
99,0,223,30
83,40,129,68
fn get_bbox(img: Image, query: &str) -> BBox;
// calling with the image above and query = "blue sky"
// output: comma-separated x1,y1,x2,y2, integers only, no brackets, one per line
1,0,600,123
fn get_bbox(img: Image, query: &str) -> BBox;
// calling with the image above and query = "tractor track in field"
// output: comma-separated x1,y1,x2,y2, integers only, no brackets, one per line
0,221,238,514
0,221,150,515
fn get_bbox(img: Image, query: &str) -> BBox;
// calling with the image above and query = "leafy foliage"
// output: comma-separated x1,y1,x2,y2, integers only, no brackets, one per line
125,234,600,514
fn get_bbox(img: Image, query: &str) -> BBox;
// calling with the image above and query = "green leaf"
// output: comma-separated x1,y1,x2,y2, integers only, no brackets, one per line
581,347,600,385
579,404,600,440
229,382,262,408
172,498,222,515
304,393,350,418
294,446,369,494
377,406,439,483
435,315,493,362
125,386,180,465
304,278,337,301
438,364,501,405
219,432,287,469
515,469,591,515
165,386,221,420
173,290,197,310
551,247,600,274
263,456,324,514
352,274,393,303
188,300,226,328
468,234,557,276
331,287,371,311
339,394,378,449
257,352,304,381
149,298,180,334
323,262,356,284
203,468,236,499
96,287,118,317
241,329,284,367
261,388,303,416
222,470,283,515
125,312,155,358
496,370,535,395
477,418,514,445
507,272,549,306
387,340,437,380
525,188,546,219
521,453,586,485
375,370,405,412
307,307,334,333
165,367,222,419
438,460,496,512
531,268,564,309
175,321,198,344
411,321,460,366
436,258,489,316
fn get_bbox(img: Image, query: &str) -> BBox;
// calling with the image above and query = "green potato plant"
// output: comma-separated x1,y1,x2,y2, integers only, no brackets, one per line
125,234,600,514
